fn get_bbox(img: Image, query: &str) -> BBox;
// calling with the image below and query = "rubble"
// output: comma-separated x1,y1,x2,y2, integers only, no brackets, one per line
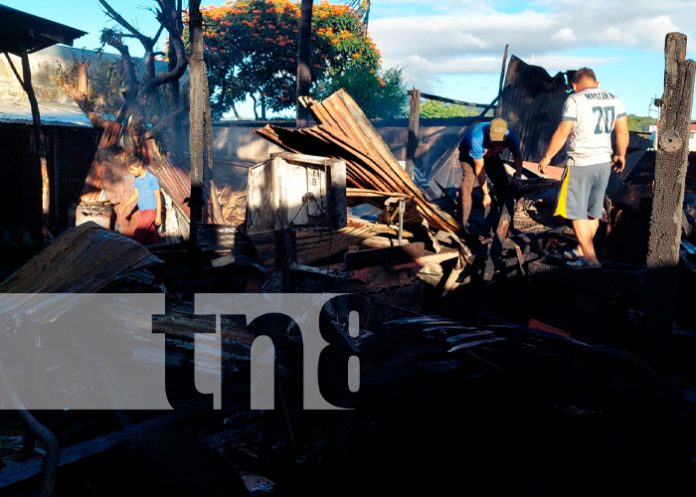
258,90,461,234
1,30,696,497
255,90,473,293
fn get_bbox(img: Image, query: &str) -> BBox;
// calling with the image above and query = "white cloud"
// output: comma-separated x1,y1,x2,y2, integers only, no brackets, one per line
369,0,695,88
552,28,576,43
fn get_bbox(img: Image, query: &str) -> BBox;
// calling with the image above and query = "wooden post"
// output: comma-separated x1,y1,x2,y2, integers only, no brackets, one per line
188,0,213,247
296,0,314,128
167,0,184,162
498,44,509,97
406,88,421,178
646,32,696,332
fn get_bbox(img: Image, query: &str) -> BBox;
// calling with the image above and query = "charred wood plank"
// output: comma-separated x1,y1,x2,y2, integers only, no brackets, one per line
344,242,425,271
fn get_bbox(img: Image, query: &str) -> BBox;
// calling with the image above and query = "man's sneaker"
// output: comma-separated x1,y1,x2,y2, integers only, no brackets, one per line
563,246,581,261
566,257,602,270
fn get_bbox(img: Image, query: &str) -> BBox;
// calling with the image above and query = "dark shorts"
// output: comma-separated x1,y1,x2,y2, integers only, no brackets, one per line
555,162,611,220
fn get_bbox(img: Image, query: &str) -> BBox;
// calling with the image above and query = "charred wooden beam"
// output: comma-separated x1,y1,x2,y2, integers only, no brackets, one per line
498,44,509,96
188,0,212,246
406,88,421,177
646,32,696,333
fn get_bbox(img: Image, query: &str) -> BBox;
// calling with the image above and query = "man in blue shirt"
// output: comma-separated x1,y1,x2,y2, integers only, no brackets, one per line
121,160,162,244
458,118,524,229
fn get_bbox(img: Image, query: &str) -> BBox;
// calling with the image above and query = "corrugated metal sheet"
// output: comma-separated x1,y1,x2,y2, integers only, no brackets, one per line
0,221,161,323
0,121,100,232
0,100,91,127
496,55,570,164
426,57,569,190
256,89,462,235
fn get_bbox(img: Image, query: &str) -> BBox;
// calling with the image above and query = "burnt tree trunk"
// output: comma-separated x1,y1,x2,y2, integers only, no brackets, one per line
646,32,696,333
188,0,214,246
296,0,313,127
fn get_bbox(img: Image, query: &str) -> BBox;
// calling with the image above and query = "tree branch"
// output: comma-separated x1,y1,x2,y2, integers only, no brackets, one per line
98,0,153,49
152,22,165,46
101,29,138,101
136,0,188,101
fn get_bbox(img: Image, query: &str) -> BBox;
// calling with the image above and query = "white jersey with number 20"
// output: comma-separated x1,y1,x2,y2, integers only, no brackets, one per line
561,88,627,167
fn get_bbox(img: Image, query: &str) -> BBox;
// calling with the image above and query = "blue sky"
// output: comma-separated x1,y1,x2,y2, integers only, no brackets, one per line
4,0,695,118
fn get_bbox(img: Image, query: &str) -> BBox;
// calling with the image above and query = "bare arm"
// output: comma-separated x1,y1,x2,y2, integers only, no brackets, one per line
121,190,138,217
539,120,575,173
154,189,162,226
612,116,629,173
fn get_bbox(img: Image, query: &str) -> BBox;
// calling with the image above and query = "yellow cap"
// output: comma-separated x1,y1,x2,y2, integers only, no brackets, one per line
489,118,508,142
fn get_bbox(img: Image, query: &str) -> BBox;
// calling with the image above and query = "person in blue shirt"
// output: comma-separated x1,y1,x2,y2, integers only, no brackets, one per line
458,118,524,229
120,160,162,244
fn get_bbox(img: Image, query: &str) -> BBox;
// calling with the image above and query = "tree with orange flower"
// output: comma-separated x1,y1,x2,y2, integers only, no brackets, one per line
200,0,403,119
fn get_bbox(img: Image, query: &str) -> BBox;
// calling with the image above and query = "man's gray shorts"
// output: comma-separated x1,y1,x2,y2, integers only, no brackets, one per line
554,162,611,220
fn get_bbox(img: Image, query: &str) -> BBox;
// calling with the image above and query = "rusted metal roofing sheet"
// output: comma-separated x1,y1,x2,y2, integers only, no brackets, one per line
256,89,462,235
0,221,162,323
0,221,161,294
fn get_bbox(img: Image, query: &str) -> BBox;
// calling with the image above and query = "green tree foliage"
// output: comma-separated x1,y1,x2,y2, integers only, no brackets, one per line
420,100,479,119
200,0,402,119
627,114,657,133
317,66,407,119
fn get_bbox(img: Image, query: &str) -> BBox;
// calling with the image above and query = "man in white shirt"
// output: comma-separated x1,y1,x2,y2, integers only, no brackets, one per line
539,68,629,268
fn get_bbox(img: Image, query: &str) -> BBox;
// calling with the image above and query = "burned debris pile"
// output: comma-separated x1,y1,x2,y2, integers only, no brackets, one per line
256,90,472,293
257,89,461,234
